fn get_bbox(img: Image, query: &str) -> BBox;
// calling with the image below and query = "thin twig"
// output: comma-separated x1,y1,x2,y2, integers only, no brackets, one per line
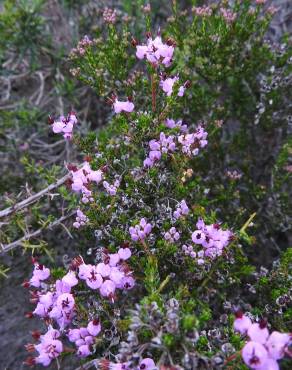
0,174,69,219
0,212,75,254
74,359,99,370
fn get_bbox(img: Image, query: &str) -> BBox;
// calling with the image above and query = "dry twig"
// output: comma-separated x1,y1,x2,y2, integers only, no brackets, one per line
0,211,75,254
0,174,69,219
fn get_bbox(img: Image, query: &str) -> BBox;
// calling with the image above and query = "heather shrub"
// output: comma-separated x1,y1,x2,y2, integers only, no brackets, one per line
0,1,291,370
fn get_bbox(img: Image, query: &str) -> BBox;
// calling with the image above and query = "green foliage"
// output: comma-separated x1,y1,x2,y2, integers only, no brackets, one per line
0,0,46,66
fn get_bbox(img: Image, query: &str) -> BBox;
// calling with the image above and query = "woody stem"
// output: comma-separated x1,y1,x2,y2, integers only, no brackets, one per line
151,74,157,112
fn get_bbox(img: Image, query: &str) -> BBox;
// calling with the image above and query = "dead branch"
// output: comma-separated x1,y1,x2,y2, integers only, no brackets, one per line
0,174,69,219
74,359,99,370
0,211,75,254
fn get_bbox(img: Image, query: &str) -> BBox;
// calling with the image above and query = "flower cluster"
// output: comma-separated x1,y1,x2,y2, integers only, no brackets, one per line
165,118,188,132
129,218,152,242
178,125,208,157
144,125,208,167
234,312,292,369
25,327,63,366
103,7,117,24
68,319,101,357
173,199,189,219
69,35,93,58
29,261,50,288
113,97,135,114
25,248,135,366
136,35,175,67
182,244,198,260
160,76,185,96
220,8,237,23
73,209,89,229
143,132,176,168
164,227,180,243
267,6,278,15
69,162,103,203
78,248,135,298
226,169,242,180
191,218,232,260
32,271,76,328
103,179,120,196
51,112,78,140
192,6,213,17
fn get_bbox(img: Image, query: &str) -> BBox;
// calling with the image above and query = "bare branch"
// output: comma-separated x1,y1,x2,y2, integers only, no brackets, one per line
0,211,75,254
0,174,69,219
74,359,100,370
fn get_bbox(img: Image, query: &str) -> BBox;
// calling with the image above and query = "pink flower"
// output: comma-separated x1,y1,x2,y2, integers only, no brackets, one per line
121,276,135,290
103,179,120,196
30,263,50,287
259,358,279,370
34,328,63,367
110,267,125,286
173,199,189,219
144,132,176,167
164,227,180,243
87,168,103,183
220,8,237,23
77,344,92,357
165,118,188,132
73,209,89,228
56,293,75,313
96,262,111,277
190,219,232,263
51,112,78,140
70,162,103,201
78,263,91,280
87,319,101,336
139,358,156,369
136,35,175,67
113,99,134,114
242,341,268,369
52,120,64,133
160,76,179,96
160,76,187,97
99,279,116,297
233,313,252,335
62,271,78,288
118,247,131,260
39,292,54,309
109,253,121,266
129,218,152,241
33,303,47,318
266,331,291,360
144,157,155,168
85,265,103,290
192,6,212,17
192,230,206,244
247,323,269,344
178,86,185,96
68,328,81,342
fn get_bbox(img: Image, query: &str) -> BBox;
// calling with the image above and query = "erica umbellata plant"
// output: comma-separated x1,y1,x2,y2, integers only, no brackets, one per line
21,2,291,369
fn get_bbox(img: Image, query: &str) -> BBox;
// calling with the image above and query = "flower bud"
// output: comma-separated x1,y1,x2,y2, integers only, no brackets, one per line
22,280,30,288
131,37,138,47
